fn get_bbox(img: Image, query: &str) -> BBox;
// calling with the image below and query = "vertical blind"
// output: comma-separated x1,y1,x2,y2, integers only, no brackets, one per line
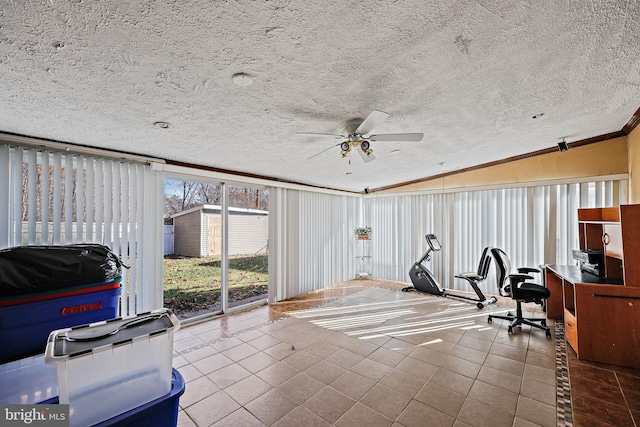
268,187,359,302
0,144,164,316
365,179,626,295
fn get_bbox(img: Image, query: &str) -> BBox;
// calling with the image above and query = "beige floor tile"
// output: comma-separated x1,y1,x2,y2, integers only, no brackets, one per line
335,402,394,427
360,383,412,419
179,363,204,383
456,335,493,352
429,367,475,396
192,352,235,375
395,356,438,380
382,337,417,355
414,381,465,418
330,371,376,400
212,336,244,352
255,361,299,387
525,349,556,370
263,342,297,360
482,353,525,376
304,359,346,384
351,358,392,382
177,410,197,427
212,408,265,427
304,341,340,358
457,398,514,427
489,341,528,363
367,346,407,367
206,363,252,389
278,373,325,404
237,351,279,373
519,378,556,407
522,364,555,387
380,368,426,397
248,333,282,351
224,375,272,406
184,390,241,426
515,395,557,427
174,335,206,353
282,349,321,371
245,389,298,425
342,338,380,357
397,399,455,427
182,345,219,363
325,348,364,369
476,365,522,394
440,355,482,379
303,386,355,424
222,342,260,362
409,346,447,366
238,329,267,343
179,376,221,408
467,379,519,415
272,406,331,427
449,343,488,365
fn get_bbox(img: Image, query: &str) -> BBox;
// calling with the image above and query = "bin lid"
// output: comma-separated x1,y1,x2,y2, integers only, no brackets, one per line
45,308,180,361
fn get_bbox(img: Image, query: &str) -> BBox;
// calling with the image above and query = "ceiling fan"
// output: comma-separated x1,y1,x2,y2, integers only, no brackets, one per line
296,111,424,163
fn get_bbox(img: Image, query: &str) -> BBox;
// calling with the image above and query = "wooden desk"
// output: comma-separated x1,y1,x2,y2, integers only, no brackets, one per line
546,265,640,369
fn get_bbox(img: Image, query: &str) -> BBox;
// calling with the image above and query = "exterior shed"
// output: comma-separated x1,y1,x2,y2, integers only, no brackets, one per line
170,205,268,258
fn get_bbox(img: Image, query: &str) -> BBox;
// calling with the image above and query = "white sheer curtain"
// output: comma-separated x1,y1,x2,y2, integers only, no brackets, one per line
0,144,164,315
268,187,359,302
366,179,626,296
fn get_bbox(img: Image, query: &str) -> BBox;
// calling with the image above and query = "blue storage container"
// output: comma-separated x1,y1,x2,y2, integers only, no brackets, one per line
0,283,121,363
40,368,185,427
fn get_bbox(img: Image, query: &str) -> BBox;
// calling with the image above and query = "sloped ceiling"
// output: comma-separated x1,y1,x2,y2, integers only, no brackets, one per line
1,1,639,192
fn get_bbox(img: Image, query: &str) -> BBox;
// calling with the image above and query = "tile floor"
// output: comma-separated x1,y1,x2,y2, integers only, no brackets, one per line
567,347,640,426
172,279,566,426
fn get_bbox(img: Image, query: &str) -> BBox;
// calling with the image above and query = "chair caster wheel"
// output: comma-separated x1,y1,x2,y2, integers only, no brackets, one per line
477,303,484,309
487,317,493,323
546,330,552,338
541,320,546,327
508,326,513,334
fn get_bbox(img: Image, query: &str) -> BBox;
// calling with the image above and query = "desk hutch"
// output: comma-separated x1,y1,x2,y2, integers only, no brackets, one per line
545,204,640,369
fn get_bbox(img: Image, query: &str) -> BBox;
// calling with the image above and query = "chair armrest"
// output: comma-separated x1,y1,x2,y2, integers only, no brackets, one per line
517,267,540,274
508,273,534,284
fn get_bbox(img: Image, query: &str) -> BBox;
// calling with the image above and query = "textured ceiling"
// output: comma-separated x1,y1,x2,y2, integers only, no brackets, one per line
1,1,639,192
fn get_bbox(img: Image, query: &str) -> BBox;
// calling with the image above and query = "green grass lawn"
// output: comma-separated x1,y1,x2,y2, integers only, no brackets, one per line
163,255,268,314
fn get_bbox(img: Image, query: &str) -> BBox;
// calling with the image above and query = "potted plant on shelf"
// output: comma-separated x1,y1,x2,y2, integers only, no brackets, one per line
355,226,372,240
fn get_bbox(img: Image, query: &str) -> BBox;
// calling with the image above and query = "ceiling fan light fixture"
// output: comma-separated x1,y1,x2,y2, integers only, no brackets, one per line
360,140,370,151
340,141,350,151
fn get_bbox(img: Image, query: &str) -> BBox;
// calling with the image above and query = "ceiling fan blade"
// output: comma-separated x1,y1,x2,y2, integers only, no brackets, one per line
369,133,424,142
307,142,342,160
356,111,389,135
356,147,376,163
296,132,344,139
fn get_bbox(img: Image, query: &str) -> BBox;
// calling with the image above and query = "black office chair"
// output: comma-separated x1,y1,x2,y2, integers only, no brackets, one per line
487,248,551,337
453,246,498,309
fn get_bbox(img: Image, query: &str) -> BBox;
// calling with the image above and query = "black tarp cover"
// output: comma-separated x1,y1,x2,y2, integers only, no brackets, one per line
0,244,124,298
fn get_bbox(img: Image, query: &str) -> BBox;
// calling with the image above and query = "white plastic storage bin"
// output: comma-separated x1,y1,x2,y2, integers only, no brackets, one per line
45,308,180,427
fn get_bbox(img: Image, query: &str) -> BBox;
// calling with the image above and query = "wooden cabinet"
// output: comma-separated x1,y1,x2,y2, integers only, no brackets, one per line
546,204,640,369
578,204,640,285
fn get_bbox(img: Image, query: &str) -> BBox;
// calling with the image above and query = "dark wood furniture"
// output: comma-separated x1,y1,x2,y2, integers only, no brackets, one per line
545,204,640,369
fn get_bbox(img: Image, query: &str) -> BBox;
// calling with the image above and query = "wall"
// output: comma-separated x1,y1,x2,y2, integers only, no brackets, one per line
173,210,202,257
629,126,640,203
380,136,629,193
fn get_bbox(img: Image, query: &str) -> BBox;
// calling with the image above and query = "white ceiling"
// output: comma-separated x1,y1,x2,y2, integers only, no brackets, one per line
1,1,639,192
